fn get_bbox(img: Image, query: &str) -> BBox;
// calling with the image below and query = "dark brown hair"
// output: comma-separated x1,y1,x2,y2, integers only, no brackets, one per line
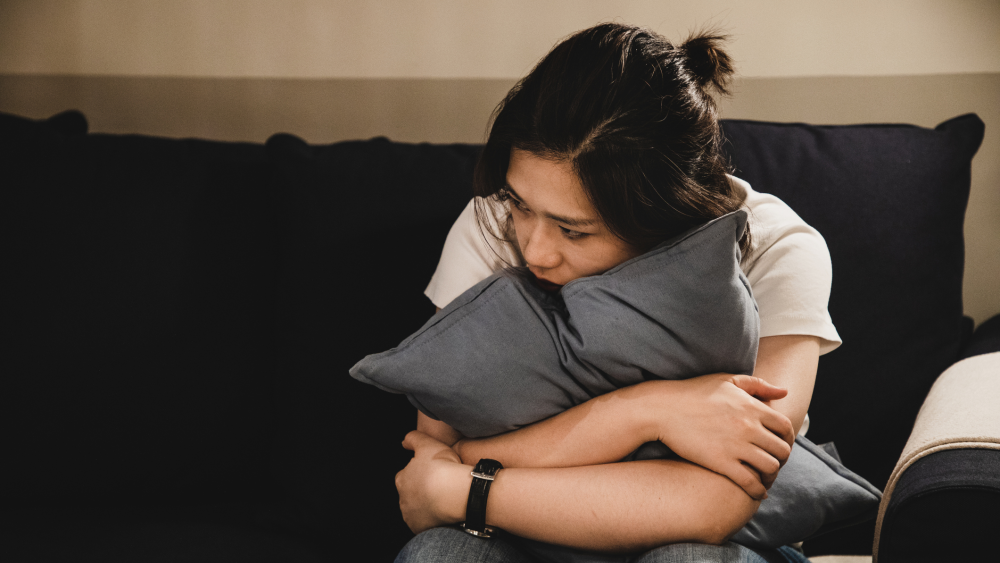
474,23,747,262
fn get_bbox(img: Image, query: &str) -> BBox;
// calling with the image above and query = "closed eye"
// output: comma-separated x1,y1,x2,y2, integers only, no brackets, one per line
508,195,529,213
559,225,587,239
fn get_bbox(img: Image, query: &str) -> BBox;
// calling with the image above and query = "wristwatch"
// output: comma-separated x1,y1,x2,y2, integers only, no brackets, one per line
461,458,503,538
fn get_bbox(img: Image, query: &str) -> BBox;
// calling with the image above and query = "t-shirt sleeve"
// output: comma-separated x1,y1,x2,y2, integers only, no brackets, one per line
739,179,843,355
424,198,515,309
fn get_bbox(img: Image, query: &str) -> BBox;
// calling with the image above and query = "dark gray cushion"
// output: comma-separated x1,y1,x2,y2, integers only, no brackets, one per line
352,211,757,437
351,209,880,550
734,436,881,548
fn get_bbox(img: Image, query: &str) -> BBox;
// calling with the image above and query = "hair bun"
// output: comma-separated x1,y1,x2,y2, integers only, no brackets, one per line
679,33,734,94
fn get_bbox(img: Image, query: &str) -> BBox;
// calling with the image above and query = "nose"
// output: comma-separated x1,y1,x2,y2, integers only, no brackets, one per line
521,223,561,272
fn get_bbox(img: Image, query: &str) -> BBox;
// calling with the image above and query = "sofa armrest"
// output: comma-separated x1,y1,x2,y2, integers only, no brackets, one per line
873,350,1000,562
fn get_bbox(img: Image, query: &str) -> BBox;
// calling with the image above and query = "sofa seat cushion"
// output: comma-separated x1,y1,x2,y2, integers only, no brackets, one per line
0,502,331,563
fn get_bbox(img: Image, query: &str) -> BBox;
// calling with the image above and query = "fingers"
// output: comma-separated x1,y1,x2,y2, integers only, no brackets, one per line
746,422,794,490
750,413,793,459
401,430,418,451
732,375,788,401
401,430,437,452
759,407,796,447
745,408,792,487
762,469,778,490
741,446,782,490
402,430,462,464
726,461,768,500
738,404,793,491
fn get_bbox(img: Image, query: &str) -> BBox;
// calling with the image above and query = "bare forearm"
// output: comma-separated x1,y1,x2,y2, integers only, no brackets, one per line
442,459,759,552
456,382,658,468
752,335,820,435
449,337,817,475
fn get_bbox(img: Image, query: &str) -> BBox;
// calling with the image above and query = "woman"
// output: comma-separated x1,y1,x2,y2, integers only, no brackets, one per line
395,23,840,563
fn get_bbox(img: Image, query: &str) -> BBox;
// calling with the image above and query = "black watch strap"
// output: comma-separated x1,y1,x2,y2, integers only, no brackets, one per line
462,458,503,538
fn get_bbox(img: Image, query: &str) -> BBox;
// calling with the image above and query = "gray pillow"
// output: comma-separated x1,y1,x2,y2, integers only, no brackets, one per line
733,436,881,548
350,210,880,551
353,211,758,436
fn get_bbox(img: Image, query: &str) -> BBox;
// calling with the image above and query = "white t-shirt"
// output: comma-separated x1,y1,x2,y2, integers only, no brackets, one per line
425,175,841,356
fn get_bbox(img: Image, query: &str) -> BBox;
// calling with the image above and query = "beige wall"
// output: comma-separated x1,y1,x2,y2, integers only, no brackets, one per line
2,0,999,79
0,1,997,325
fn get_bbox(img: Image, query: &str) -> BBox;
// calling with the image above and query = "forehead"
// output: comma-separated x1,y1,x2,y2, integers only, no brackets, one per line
506,149,599,226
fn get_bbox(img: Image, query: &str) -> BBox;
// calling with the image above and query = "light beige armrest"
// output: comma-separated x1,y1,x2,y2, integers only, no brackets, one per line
872,352,1000,561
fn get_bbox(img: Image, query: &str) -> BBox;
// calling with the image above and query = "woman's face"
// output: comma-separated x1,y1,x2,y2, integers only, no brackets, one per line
505,149,642,289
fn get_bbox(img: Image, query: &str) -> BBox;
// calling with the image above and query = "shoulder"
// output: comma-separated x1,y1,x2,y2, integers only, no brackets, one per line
424,198,518,309
734,176,823,252
730,176,830,276
731,176,842,354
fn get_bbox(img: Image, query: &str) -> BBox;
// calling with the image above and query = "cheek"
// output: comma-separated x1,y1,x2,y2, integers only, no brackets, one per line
509,212,530,250
562,244,612,278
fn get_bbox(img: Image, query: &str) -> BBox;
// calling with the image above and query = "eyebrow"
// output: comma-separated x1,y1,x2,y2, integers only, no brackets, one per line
504,183,599,228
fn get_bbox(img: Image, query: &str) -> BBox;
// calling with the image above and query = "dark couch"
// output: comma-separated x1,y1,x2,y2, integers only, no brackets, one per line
2,109,997,562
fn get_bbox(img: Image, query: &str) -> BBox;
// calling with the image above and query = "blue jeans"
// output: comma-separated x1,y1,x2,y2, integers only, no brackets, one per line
396,527,811,563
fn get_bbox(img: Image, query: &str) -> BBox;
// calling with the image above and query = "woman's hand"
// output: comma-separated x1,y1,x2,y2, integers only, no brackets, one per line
396,431,472,534
645,374,795,500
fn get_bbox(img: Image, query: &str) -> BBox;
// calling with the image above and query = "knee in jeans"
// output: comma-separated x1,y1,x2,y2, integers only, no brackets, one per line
633,541,774,563
396,528,459,562
395,527,530,563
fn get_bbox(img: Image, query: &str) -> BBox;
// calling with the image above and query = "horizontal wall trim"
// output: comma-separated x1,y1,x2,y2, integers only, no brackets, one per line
0,71,997,81
1,73,996,142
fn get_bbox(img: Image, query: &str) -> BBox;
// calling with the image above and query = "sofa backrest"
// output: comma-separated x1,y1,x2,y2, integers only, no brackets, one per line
1,110,984,557
261,132,481,552
2,111,280,506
